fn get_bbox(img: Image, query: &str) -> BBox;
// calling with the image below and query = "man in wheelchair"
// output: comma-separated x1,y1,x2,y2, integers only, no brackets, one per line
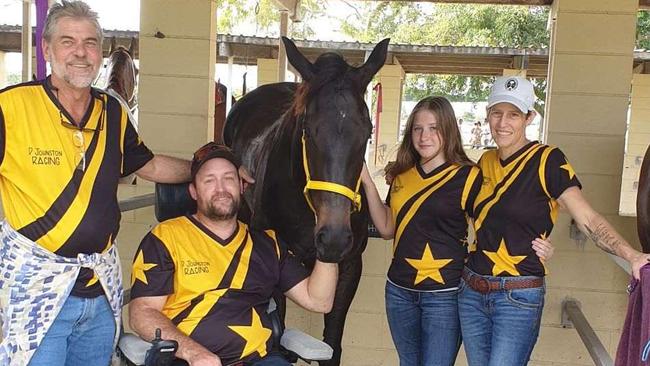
127,142,338,366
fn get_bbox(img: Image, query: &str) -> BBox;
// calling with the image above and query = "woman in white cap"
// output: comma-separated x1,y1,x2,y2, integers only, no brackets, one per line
458,76,650,366
359,96,553,366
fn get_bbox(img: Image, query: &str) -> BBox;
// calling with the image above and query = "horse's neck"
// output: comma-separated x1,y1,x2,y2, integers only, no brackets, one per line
246,112,302,229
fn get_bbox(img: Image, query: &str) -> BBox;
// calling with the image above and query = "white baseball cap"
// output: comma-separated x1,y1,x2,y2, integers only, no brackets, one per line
487,76,535,113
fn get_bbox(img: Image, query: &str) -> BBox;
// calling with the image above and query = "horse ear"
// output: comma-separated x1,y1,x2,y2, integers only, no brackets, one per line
128,37,137,57
281,36,314,81
109,37,116,55
356,38,390,89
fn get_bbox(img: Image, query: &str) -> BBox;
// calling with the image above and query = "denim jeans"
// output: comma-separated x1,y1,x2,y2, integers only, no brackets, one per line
385,281,461,366
458,269,545,366
28,295,115,366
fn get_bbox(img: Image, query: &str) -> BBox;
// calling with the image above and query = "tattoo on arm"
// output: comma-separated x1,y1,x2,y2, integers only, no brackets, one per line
584,222,620,256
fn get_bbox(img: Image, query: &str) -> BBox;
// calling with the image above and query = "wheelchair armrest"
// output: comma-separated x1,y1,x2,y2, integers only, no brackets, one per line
280,328,333,361
118,333,151,365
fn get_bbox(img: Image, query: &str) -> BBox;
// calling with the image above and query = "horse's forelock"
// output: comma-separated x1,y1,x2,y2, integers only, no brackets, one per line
291,54,360,118
292,83,309,118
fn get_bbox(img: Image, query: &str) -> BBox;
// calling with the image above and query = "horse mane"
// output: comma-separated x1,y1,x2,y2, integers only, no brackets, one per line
244,113,294,229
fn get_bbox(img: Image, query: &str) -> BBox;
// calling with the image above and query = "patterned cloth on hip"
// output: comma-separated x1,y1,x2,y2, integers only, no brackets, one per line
0,220,123,366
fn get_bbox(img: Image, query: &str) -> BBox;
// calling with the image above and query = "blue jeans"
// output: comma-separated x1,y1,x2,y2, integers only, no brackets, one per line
385,281,461,366
458,269,545,366
29,295,116,366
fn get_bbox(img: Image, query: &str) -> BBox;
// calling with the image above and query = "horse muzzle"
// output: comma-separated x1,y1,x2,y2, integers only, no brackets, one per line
314,224,353,263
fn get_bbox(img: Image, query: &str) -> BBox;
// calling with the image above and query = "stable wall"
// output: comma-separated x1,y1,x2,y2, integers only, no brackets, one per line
137,0,217,160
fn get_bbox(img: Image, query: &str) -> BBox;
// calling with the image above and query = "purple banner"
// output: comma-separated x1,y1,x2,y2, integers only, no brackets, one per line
35,0,48,80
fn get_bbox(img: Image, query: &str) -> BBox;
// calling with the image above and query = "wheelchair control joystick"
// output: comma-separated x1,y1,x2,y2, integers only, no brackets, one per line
144,328,178,366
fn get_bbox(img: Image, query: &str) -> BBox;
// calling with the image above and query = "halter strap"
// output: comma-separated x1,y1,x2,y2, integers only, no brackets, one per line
301,130,362,214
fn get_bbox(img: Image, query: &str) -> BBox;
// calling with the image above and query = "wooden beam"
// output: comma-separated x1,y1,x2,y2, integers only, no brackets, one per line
357,0,552,5
273,0,301,21
359,0,650,7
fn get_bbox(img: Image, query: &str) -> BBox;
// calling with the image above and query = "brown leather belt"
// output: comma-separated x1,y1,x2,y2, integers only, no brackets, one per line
462,271,544,294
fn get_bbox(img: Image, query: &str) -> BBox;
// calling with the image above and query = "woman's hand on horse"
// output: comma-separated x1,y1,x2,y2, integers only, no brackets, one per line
238,165,255,191
360,163,372,186
383,161,396,185
532,237,554,262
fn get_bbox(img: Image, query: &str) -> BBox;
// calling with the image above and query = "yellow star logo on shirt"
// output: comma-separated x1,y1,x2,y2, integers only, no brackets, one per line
405,243,453,285
482,239,527,276
131,250,157,286
229,308,271,359
560,161,576,179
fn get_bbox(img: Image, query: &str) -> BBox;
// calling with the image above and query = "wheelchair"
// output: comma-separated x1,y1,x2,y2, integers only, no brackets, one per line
116,183,333,366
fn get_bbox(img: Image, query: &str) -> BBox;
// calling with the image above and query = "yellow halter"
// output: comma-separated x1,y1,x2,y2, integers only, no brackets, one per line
301,130,362,214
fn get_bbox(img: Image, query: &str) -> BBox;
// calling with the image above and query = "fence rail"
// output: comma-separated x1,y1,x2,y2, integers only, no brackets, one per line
118,193,155,212
561,297,614,366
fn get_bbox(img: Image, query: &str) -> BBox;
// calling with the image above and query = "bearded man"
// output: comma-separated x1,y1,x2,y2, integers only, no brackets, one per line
128,143,338,366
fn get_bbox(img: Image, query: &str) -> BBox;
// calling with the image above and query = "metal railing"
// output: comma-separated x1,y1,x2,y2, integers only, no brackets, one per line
561,297,614,366
118,193,155,212
608,253,631,275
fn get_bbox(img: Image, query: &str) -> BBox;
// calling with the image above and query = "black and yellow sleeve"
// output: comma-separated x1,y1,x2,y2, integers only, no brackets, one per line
130,232,175,299
122,120,154,177
544,147,582,199
277,237,310,293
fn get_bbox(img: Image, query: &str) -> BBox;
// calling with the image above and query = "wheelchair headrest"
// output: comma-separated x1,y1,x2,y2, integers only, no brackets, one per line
154,183,197,222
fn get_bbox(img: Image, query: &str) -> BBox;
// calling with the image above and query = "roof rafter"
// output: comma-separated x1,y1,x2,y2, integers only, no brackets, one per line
358,0,650,8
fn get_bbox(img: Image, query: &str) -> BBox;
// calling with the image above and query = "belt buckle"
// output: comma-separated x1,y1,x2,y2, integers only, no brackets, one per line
475,276,491,294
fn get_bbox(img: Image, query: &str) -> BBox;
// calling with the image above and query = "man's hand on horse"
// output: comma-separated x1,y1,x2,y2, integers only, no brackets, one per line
238,166,255,191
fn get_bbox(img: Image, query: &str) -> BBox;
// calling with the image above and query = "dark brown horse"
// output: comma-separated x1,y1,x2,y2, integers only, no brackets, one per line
224,37,389,366
104,37,138,184
105,37,138,113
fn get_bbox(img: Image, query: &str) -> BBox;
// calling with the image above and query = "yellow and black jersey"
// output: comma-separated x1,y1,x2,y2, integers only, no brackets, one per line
387,162,482,291
130,216,310,365
466,141,581,277
0,77,154,297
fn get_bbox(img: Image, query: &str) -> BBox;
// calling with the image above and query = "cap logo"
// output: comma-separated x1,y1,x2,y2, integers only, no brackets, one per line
505,78,518,91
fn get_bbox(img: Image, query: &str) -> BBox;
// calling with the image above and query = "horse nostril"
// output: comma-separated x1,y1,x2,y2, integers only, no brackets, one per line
316,231,326,246
314,224,353,262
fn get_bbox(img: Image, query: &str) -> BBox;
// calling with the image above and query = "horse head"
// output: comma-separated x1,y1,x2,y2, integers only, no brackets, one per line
282,37,389,263
106,37,139,109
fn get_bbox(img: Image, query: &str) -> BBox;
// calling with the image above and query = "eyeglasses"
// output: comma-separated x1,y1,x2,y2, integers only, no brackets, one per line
55,89,106,171
71,129,86,171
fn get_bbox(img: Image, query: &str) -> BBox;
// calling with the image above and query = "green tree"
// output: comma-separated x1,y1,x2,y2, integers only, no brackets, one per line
216,0,326,39
335,2,550,116
638,11,650,50
339,2,549,48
